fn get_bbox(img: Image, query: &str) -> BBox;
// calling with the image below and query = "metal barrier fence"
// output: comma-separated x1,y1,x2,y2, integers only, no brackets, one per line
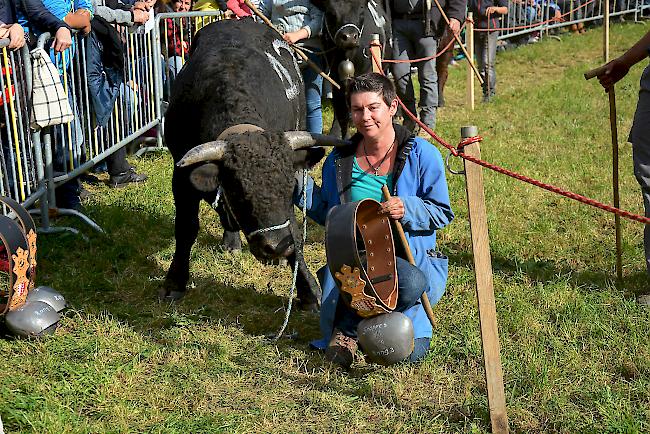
149,10,225,151
0,12,227,232
39,28,159,197
0,40,49,226
484,0,649,42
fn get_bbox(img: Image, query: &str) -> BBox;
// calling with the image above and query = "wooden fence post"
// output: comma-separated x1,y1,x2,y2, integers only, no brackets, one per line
461,126,509,433
467,12,475,110
370,34,382,73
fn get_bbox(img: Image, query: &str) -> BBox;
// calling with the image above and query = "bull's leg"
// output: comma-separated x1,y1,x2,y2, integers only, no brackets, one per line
329,115,342,139
161,168,202,300
332,87,351,139
436,49,453,108
291,251,321,312
289,216,321,311
213,199,242,252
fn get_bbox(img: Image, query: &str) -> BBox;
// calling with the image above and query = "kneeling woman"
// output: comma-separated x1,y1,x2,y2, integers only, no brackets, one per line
295,73,454,368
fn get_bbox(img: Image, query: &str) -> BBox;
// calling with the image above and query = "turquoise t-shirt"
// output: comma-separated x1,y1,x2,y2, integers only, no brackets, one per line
350,157,393,202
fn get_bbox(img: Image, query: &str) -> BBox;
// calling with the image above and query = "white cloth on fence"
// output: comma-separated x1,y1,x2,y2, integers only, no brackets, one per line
29,47,74,129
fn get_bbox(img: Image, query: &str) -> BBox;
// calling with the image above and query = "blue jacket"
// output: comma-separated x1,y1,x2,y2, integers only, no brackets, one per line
295,125,454,348
258,0,323,49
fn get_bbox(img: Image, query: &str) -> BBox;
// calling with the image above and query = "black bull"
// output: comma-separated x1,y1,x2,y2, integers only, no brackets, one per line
319,0,392,138
161,19,345,309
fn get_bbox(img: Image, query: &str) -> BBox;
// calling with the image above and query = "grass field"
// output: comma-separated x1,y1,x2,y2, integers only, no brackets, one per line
1,23,650,433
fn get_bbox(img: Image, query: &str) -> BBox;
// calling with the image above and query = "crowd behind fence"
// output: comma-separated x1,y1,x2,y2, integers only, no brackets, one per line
0,3,648,229
490,0,648,42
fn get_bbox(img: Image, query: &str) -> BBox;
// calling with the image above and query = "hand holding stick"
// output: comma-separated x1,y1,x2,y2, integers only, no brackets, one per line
243,0,340,90
381,185,436,327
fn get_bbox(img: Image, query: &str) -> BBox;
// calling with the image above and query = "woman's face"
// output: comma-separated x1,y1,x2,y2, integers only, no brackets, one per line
173,0,191,12
350,91,398,142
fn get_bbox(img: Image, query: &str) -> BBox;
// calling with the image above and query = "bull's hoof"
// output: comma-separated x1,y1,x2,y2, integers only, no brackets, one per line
296,288,322,313
222,231,242,253
158,288,188,302
159,279,188,302
296,300,320,313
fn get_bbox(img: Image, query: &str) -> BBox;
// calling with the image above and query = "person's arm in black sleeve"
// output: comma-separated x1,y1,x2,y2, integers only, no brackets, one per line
20,0,71,31
216,0,227,10
104,0,133,12
445,0,467,24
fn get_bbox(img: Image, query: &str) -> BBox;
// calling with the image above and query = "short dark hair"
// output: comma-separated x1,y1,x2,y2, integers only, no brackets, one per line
346,72,397,107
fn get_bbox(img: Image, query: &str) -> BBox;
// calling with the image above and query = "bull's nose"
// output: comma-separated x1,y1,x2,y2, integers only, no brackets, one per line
254,234,295,259
336,30,360,48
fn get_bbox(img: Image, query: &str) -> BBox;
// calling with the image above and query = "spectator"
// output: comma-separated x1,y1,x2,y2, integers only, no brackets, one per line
0,0,26,200
258,0,324,134
0,0,25,51
86,0,148,187
18,0,92,211
192,0,225,12
18,0,73,52
595,30,650,306
389,0,465,133
159,0,191,83
468,0,507,102
226,0,251,17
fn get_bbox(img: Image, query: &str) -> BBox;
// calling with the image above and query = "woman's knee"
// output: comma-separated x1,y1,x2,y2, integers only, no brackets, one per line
408,337,430,363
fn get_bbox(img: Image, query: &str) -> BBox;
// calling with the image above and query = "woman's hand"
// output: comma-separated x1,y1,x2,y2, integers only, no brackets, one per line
380,196,405,220
282,28,308,44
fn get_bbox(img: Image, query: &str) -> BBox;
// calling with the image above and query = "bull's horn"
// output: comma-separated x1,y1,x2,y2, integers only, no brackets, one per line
177,140,228,167
283,131,352,150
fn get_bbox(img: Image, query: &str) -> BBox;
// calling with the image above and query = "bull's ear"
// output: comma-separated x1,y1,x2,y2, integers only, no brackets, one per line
189,163,219,192
293,147,326,170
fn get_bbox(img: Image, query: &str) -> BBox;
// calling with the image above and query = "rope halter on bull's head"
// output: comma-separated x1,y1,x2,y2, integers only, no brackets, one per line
325,15,364,50
176,127,351,239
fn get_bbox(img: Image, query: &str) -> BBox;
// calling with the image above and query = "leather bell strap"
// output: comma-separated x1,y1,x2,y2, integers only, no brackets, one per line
326,198,398,316
0,215,31,313
0,196,37,289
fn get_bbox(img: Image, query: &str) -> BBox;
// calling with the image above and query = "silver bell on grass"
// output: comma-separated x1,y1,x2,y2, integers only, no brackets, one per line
338,59,355,82
26,286,67,312
5,300,61,337
357,312,414,366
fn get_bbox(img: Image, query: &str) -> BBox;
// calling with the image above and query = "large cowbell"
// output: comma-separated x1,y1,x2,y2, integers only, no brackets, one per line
357,312,414,366
26,286,67,312
5,287,66,337
5,300,61,337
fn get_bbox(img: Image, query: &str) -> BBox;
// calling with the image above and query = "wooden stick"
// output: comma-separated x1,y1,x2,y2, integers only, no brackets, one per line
604,0,610,62
430,0,484,85
608,87,623,281
584,64,608,80
243,0,341,90
584,67,624,281
460,126,509,433
466,12,475,110
381,185,436,327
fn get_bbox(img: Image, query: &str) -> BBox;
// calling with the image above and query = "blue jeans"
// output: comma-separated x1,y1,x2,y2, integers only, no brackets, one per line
302,51,323,134
334,256,429,361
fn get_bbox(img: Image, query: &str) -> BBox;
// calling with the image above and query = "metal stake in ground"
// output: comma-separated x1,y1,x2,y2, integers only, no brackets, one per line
381,185,436,327
584,68,623,281
244,0,340,90
460,126,509,434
